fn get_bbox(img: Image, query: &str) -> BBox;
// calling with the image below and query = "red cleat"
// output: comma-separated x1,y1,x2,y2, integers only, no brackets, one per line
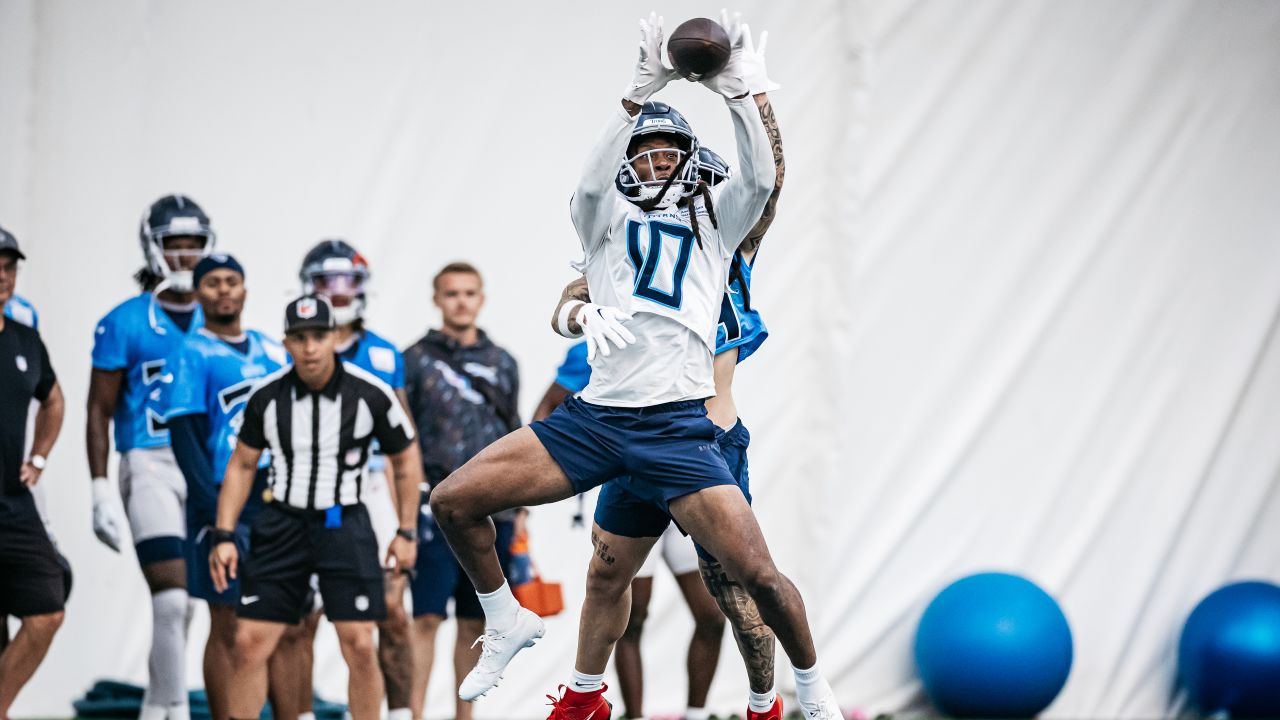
747,695,784,720
545,683,614,720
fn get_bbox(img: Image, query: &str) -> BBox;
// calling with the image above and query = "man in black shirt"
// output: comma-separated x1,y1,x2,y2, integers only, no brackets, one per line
209,295,423,720
0,228,67,718
401,262,520,719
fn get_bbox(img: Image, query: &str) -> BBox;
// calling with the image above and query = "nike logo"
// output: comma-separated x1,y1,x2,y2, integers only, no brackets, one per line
240,595,260,605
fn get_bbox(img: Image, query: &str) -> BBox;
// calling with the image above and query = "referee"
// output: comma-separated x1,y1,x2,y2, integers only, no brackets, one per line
0,228,66,718
209,294,423,720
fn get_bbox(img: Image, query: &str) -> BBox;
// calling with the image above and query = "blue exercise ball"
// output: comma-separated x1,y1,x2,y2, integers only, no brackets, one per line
1178,580,1280,719
914,572,1073,718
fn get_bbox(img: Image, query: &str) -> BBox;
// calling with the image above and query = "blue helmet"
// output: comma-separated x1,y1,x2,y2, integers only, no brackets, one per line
299,239,371,326
697,147,731,186
138,194,216,292
616,101,701,206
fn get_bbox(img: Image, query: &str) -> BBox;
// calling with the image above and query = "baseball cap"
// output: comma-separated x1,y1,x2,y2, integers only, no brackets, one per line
0,225,25,260
284,294,336,334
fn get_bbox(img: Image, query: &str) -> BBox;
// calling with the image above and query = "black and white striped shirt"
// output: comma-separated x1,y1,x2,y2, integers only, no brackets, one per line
238,360,415,510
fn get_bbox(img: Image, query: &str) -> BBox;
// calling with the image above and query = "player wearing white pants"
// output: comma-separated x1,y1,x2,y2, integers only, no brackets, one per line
87,195,217,720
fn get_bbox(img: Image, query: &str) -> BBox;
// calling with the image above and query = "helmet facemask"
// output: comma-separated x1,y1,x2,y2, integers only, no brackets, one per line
147,234,214,294
303,267,369,326
618,142,701,210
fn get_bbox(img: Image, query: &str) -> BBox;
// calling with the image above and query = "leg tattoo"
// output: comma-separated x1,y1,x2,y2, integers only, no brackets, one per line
700,559,776,694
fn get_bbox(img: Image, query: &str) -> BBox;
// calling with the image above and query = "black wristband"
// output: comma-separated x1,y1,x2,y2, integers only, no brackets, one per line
210,528,236,546
396,527,415,541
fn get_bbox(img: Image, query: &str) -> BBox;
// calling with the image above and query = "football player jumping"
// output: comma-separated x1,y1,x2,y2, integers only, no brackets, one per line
428,11,841,719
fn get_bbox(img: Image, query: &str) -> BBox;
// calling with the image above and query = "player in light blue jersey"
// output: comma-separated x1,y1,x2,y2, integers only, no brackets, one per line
292,240,415,720
85,194,216,720
162,254,295,720
3,294,39,330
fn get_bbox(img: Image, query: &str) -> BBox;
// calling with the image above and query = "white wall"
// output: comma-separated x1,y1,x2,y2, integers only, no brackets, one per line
3,1,1279,717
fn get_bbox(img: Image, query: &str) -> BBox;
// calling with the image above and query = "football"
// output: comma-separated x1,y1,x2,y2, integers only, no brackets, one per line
666,18,731,81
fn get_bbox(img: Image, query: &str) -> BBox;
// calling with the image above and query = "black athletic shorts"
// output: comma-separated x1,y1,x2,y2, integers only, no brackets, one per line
238,502,385,624
0,508,67,617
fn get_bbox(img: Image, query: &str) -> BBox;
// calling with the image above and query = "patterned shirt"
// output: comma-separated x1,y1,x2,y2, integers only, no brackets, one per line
403,329,519,488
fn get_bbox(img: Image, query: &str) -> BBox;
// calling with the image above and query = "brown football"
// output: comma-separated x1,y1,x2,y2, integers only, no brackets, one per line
667,18,731,81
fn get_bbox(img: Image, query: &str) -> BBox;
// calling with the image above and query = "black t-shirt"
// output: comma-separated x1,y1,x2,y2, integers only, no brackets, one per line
0,319,56,515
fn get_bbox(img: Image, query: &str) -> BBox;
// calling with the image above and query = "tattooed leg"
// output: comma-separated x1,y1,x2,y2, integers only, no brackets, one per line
700,557,776,694
575,525,658,675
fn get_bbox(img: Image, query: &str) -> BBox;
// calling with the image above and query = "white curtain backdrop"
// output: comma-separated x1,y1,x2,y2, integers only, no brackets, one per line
3,1,1279,717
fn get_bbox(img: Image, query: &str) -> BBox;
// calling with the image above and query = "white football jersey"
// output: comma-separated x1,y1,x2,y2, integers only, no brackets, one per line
570,99,774,407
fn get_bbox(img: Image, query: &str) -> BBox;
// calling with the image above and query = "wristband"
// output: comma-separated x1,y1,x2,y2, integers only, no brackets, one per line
556,301,585,339
396,528,415,541
210,528,236,546
29,454,47,471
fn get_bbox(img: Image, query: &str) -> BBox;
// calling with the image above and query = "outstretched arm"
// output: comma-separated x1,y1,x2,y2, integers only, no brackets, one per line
739,92,784,262
701,13,775,251
570,14,678,252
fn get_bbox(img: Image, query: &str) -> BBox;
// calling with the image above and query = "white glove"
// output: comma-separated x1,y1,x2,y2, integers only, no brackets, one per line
623,12,680,106
576,303,637,361
91,477,126,553
740,24,780,94
700,9,750,99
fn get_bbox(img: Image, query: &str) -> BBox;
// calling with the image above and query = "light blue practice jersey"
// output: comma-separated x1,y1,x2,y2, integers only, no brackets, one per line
163,328,288,484
92,293,204,451
715,252,768,363
338,329,404,390
4,295,39,329
338,328,404,471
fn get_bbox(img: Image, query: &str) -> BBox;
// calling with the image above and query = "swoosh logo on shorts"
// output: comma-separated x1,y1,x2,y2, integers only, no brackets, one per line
240,595,260,605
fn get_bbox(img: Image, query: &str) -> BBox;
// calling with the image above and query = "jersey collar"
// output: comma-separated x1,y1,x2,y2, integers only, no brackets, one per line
290,356,344,400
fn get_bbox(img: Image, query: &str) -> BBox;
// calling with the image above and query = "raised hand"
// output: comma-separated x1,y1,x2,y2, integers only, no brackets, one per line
624,12,681,107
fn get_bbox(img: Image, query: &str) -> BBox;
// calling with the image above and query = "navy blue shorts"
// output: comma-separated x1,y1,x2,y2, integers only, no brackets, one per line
595,419,752,562
187,523,250,605
186,470,268,605
410,514,514,619
531,397,737,516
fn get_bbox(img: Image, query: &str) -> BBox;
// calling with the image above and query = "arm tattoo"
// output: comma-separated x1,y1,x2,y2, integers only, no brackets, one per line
549,276,592,334
591,531,615,565
741,97,785,257
700,559,775,693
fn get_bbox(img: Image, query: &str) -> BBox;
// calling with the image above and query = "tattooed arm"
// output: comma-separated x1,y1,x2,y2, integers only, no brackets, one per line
548,275,592,336
739,93,785,262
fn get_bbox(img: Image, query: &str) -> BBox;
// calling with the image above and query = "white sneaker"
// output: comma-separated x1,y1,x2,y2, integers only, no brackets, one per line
458,607,546,700
799,693,842,720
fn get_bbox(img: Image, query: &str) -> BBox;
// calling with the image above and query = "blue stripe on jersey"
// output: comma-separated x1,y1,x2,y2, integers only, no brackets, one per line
337,329,405,390
92,294,205,451
162,328,288,484
3,295,39,329
715,253,768,363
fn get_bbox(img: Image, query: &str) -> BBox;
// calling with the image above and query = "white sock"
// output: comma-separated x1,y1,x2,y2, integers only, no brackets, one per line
387,709,413,720
569,668,605,693
685,708,711,720
476,581,520,631
749,688,778,712
148,589,189,706
139,704,166,720
298,713,316,720
794,662,834,704
168,703,190,720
